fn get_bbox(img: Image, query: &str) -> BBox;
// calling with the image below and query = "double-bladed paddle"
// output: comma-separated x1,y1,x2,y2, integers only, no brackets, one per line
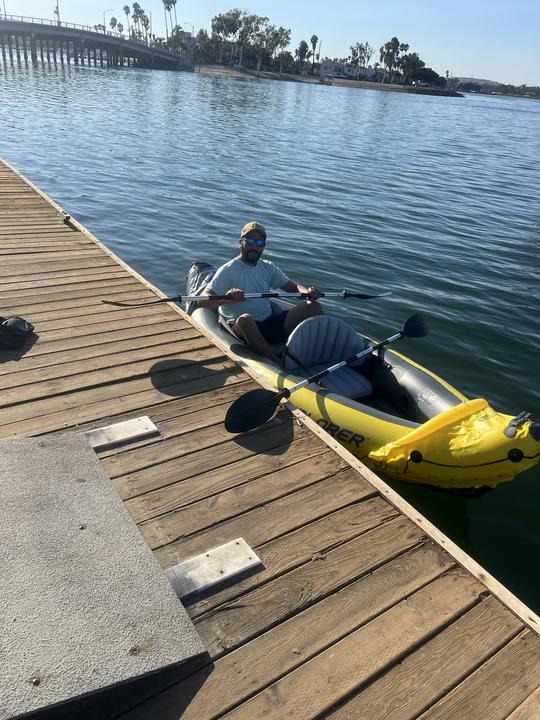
224,313,429,433
101,289,391,308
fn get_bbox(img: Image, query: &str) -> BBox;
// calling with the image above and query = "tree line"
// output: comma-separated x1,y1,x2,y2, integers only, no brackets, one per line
97,2,189,53
194,9,315,74
192,10,447,86
457,80,540,98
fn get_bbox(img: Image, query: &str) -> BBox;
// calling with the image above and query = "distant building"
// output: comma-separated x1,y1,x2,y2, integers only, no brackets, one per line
178,30,197,48
320,60,378,80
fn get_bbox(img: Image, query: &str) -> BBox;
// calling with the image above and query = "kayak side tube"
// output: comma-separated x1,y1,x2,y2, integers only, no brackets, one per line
369,398,540,489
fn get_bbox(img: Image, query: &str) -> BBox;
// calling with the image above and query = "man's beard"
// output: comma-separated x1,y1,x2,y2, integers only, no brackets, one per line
241,248,260,265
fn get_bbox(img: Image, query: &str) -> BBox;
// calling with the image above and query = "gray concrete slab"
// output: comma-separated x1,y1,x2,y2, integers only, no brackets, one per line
0,436,205,720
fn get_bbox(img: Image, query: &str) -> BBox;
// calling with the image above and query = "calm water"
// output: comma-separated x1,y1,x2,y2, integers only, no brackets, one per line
1,63,539,611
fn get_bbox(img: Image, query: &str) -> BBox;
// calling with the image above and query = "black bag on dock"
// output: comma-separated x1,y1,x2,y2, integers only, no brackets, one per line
0,316,35,349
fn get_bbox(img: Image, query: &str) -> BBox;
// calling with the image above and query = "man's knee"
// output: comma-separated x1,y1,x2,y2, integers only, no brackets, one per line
307,300,324,316
234,313,256,333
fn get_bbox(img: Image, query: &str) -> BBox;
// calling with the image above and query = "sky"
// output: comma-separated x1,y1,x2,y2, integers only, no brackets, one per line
9,0,540,85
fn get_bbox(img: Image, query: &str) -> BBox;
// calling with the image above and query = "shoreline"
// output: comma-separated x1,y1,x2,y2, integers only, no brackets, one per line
196,64,463,97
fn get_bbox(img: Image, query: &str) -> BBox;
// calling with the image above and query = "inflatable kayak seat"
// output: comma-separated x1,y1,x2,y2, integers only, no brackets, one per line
284,316,373,399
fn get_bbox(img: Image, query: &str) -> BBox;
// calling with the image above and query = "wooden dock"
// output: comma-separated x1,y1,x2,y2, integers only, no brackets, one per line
1,156,540,719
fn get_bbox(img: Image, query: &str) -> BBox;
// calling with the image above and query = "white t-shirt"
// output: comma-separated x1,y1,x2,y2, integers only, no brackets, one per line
207,257,289,322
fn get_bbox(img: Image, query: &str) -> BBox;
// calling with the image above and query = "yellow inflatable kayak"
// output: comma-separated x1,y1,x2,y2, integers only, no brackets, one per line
188,264,540,492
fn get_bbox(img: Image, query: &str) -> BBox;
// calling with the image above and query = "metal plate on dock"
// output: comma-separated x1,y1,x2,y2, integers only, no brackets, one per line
166,538,263,599
0,435,205,719
84,416,159,451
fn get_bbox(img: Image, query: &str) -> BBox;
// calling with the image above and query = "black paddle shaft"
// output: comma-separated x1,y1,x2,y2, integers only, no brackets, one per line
101,289,391,308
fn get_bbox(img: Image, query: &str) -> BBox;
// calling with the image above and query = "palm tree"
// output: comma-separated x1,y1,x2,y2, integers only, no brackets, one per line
141,13,150,44
132,3,142,37
310,34,318,74
171,0,178,28
123,5,130,34
162,0,170,41
109,16,117,31
165,1,176,35
296,39,308,74
117,22,124,35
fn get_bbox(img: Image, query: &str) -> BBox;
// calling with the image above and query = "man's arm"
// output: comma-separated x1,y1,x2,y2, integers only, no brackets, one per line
201,287,245,310
281,280,321,300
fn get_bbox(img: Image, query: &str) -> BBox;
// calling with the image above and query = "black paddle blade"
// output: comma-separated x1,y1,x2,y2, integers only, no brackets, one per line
224,388,283,433
344,290,392,299
402,313,429,338
101,295,181,307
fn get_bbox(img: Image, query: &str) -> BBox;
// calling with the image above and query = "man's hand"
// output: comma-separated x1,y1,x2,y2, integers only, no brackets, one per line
226,288,245,303
307,287,322,301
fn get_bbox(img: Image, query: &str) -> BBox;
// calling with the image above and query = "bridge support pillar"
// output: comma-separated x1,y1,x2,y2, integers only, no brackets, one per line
7,34,13,64
15,35,21,63
59,39,64,64
87,46,91,65
100,48,103,67
30,34,38,64
52,40,57,65
46,39,50,63
80,40,85,65
66,41,70,64
1,37,6,64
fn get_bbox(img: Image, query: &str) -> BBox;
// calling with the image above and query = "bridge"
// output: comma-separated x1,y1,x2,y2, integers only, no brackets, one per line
0,15,192,70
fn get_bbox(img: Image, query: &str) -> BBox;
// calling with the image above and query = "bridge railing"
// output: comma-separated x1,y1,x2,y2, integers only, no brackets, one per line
0,14,141,44
0,14,192,59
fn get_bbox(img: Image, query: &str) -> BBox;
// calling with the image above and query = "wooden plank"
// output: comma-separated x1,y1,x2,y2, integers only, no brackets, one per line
0,249,105,264
122,544,457,720
0,265,127,289
103,411,311,480
0,331,206,389
0,362,242,436
12,292,156,323
0,256,118,276
87,381,253,448
0,269,127,294
416,630,540,720
0,280,149,313
0,339,220,407
0,276,140,303
327,595,524,720
154,468,377,569
505,686,540,720
31,306,183,337
219,572,485,720
3,288,156,316
126,446,345,525
2,319,192,364
196,515,425,658
111,419,314,498
186,499,399,618
0,238,93,249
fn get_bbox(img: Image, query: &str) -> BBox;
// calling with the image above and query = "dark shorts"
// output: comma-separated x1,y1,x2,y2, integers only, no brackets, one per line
256,311,289,345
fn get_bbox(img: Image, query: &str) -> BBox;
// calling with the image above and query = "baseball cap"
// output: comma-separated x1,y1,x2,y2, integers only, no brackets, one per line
240,221,267,239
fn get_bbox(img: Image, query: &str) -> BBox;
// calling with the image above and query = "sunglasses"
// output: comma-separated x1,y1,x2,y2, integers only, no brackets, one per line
242,237,266,247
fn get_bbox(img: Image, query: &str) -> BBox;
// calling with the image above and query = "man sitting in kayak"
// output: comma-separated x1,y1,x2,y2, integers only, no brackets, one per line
202,221,323,364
